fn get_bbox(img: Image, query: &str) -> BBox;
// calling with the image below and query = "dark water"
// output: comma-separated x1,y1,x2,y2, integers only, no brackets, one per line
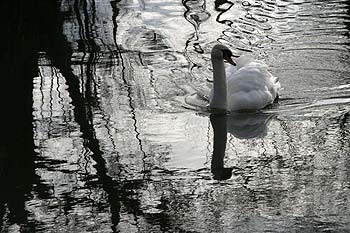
1,0,350,232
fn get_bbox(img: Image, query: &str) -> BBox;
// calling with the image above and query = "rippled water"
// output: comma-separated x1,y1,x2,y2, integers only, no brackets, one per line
1,0,350,232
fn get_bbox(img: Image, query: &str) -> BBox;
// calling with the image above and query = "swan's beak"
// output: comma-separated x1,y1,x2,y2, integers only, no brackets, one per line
224,55,236,66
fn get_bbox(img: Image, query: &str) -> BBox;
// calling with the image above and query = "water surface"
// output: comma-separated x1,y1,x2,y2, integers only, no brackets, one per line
1,0,350,232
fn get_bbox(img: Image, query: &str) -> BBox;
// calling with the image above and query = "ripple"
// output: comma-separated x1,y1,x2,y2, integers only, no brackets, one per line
12,0,350,232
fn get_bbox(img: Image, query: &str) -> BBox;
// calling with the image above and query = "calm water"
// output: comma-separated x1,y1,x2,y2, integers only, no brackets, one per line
1,0,350,232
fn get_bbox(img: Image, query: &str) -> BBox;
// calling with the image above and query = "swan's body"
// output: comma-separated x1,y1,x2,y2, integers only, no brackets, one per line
209,44,280,112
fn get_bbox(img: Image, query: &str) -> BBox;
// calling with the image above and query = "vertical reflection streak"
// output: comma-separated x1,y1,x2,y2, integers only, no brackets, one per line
271,127,281,162
205,119,212,165
227,134,238,157
337,111,350,149
48,67,55,138
39,66,45,123
111,1,148,176
182,0,207,72
55,68,70,130
74,0,88,95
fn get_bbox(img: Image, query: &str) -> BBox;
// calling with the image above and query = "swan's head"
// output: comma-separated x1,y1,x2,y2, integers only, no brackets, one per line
211,44,236,66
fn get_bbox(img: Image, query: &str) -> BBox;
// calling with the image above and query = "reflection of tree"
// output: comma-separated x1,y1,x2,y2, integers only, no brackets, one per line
182,0,211,71
49,0,149,231
1,0,175,231
214,0,234,26
0,0,144,231
346,0,350,37
0,0,56,231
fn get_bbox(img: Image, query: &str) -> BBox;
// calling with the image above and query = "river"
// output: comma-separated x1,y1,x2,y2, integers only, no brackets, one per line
2,0,350,232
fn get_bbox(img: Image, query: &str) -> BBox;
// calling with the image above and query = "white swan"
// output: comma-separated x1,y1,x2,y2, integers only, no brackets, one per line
209,44,281,112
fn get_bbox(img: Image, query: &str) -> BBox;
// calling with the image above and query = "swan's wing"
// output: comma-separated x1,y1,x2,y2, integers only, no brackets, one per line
225,64,237,78
227,66,279,110
253,62,281,97
225,56,267,78
236,55,270,70
237,58,280,95
235,55,263,69
228,67,273,91
236,55,253,69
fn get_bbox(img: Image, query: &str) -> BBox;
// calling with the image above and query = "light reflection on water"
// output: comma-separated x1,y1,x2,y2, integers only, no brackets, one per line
1,0,350,232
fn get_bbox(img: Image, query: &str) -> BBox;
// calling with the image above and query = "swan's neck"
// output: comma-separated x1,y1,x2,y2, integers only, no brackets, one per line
210,57,227,111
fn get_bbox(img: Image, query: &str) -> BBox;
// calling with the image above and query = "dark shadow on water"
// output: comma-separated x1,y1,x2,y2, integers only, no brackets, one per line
210,113,274,180
0,0,142,232
0,0,55,231
0,0,175,231
210,114,234,180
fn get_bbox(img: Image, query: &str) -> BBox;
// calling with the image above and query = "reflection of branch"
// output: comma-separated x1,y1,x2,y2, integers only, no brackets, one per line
182,0,208,71
110,1,149,177
0,0,54,230
214,0,234,26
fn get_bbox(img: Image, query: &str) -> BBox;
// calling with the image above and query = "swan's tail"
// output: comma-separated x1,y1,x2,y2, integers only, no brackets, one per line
272,75,281,91
236,55,255,69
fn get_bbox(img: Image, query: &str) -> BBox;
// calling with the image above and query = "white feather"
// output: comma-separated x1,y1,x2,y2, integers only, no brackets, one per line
210,51,280,112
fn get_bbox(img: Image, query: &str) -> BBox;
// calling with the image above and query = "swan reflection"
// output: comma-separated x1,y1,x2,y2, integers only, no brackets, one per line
210,113,274,180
